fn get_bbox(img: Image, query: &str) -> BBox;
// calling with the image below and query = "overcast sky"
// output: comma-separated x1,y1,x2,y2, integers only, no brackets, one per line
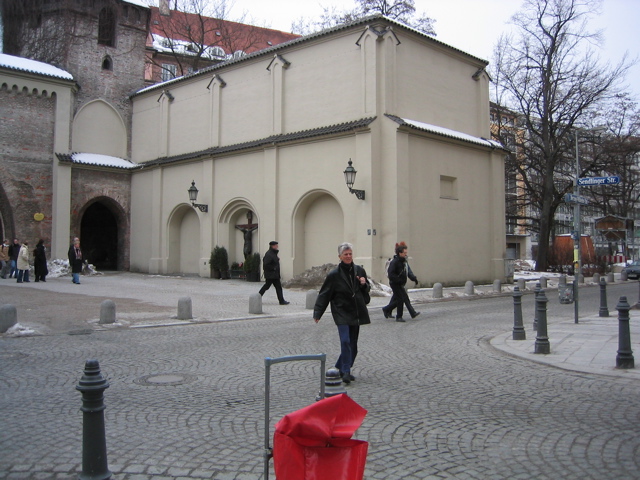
226,0,640,101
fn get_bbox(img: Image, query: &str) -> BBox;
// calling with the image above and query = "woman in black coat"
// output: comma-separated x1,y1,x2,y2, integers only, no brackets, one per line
313,242,371,384
33,239,48,282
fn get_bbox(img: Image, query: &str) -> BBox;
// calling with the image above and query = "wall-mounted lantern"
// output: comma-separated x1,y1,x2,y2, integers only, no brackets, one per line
343,159,365,200
188,181,208,212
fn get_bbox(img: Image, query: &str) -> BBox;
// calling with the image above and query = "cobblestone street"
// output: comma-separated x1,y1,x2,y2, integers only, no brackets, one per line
1,274,639,479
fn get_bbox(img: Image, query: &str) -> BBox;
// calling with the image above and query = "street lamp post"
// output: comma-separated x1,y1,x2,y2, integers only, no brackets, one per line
573,130,581,324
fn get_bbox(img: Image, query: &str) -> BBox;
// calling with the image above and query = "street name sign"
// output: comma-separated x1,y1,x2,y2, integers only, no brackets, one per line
578,176,620,186
564,193,589,205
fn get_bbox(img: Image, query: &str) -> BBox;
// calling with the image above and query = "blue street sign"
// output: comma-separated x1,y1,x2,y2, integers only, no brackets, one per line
564,193,589,205
578,176,620,186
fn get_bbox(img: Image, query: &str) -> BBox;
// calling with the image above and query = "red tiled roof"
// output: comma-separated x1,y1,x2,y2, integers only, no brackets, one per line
147,6,299,55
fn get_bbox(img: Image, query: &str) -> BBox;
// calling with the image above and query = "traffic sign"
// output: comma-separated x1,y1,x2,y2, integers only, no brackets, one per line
578,176,620,186
564,193,589,205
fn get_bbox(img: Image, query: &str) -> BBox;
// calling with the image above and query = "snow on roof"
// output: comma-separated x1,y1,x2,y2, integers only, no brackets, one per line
71,153,138,169
123,0,150,8
0,53,73,80
388,115,505,150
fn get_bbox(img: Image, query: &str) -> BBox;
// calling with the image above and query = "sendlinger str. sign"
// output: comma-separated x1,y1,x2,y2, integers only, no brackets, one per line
578,176,620,186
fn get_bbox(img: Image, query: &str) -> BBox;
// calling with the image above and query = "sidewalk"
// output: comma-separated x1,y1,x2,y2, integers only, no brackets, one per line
491,312,640,380
3,271,639,381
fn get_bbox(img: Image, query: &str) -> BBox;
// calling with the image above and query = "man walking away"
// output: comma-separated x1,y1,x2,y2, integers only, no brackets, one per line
258,241,289,305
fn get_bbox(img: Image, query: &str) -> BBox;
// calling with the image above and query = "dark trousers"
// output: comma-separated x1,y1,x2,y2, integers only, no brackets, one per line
16,269,30,283
259,278,285,303
386,284,416,319
335,324,360,374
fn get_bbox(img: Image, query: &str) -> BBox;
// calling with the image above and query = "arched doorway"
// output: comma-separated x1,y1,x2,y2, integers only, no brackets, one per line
80,201,119,270
293,191,344,275
167,205,200,275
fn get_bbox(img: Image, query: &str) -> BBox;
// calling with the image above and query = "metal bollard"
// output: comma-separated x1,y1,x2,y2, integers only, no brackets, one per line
599,278,609,317
512,286,525,340
533,282,541,331
534,291,550,354
636,281,640,309
319,367,347,399
76,359,111,480
615,297,635,369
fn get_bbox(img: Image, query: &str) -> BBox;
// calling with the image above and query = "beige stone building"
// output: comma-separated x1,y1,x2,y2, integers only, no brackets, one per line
1,8,507,285
129,16,507,285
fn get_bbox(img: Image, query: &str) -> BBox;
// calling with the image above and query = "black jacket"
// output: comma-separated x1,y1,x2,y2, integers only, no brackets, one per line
313,263,371,326
262,248,280,280
388,255,417,287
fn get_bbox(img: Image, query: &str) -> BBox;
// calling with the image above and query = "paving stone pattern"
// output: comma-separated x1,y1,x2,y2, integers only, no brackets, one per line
0,275,639,479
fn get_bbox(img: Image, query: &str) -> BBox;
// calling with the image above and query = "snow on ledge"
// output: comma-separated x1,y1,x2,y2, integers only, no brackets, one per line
391,115,504,150
0,53,73,80
72,153,138,169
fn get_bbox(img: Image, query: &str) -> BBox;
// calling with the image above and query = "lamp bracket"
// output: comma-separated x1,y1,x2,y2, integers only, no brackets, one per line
350,188,365,200
192,203,208,212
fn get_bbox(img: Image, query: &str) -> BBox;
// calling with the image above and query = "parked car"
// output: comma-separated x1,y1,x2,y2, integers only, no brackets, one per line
622,260,640,279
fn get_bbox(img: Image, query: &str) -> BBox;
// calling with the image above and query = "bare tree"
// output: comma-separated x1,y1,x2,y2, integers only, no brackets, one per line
291,0,435,36
148,0,282,78
587,95,640,218
490,0,632,271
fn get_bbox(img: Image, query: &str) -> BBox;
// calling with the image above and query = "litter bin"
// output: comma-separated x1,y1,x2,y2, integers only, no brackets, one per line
273,393,368,480
558,284,574,304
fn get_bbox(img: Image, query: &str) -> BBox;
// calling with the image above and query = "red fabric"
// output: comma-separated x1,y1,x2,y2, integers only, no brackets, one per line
273,394,368,480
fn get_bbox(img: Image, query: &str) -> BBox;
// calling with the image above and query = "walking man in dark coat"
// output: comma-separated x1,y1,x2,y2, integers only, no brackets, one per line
313,242,371,384
258,241,289,305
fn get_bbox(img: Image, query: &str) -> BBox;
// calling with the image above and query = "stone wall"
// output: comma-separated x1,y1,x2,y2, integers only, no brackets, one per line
0,87,55,245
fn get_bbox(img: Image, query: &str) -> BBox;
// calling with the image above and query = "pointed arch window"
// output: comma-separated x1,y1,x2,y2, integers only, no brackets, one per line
98,7,116,46
102,55,113,71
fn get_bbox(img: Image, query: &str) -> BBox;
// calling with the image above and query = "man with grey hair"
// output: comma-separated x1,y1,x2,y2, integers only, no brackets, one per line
313,242,371,384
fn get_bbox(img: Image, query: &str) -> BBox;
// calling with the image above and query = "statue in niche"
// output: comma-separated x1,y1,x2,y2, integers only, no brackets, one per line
235,211,258,258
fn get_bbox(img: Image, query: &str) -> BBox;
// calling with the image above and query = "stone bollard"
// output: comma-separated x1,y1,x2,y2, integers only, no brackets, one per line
177,297,192,320
305,290,318,310
76,359,111,480
621,270,628,281
593,273,600,285
615,296,635,369
599,278,609,317
539,277,547,289
512,287,525,340
517,278,526,291
607,272,614,283
99,300,116,325
0,304,17,333
322,367,347,398
534,290,550,354
533,283,541,331
559,275,567,287
433,283,443,299
493,279,502,293
465,281,474,295
249,293,262,314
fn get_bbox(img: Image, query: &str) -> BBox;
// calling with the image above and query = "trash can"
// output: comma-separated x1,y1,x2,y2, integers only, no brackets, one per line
273,393,368,480
558,284,574,304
